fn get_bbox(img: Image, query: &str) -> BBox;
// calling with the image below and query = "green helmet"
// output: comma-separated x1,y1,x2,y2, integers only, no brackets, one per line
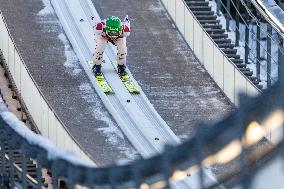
105,16,123,35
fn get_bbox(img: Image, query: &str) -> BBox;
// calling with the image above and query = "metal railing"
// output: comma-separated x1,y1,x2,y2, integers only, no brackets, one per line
215,0,284,89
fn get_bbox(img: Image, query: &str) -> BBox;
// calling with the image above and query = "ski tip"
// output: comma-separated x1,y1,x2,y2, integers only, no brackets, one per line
95,75,104,79
120,74,130,79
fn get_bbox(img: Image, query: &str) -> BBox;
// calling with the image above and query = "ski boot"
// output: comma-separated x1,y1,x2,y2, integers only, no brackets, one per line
117,64,128,79
92,64,103,78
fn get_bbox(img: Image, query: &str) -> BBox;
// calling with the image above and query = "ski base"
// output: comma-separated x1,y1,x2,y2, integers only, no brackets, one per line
111,61,140,94
87,60,114,95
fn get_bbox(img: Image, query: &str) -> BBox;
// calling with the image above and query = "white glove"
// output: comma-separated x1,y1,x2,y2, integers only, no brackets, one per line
124,15,129,22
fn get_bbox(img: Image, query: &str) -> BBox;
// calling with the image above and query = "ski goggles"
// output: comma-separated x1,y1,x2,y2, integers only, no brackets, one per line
106,30,121,37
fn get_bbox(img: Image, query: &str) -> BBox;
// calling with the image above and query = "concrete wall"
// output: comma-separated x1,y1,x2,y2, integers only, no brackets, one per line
0,12,94,164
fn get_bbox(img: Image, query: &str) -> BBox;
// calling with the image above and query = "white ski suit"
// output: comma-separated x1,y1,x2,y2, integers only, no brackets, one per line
91,17,130,66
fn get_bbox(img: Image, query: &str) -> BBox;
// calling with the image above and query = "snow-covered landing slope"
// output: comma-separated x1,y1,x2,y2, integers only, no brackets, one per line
50,0,221,188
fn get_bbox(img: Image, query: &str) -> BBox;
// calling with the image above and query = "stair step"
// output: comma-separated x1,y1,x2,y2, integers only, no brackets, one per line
251,79,264,89
235,64,247,68
0,163,36,169
213,38,231,44
210,33,228,39
253,81,260,85
186,1,209,6
196,15,218,20
192,10,215,15
185,0,207,2
221,48,237,54
218,43,235,49
239,68,250,72
27,168,37,172
231,58,244,64
248,77,263,89
227,54,240,59
256,84,263,89
202,24,223,29
205,28,226,34
205,28,225,35
248,76,258,81
188,6,212,11
234,63,246,68
242,70,253,76
199,20,220,24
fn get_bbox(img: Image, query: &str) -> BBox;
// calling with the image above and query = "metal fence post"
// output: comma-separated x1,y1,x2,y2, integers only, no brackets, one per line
267,25,272,88
226,0,231,31
21,152,27,189
236,0,240,46
132,164,141,189
237,100,251,189
217,0,221,16
162,145,172,189
67,166,75,189
256,22,261,81
245,15,250,65
52,166,58,189
7,142,15,188
278,34,283,79
245,0,252,65
0,141,6,188
36,158,42,189
109,166,119,189
194,127,205,189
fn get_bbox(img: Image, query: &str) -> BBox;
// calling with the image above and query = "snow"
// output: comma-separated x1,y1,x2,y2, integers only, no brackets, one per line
208,0,280,88
260,0,284,26
79,82,139,161
58,33,82,76
38,0,54,15
178,134,190,140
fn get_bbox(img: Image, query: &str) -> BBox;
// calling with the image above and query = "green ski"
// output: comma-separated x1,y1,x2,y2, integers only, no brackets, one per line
87,60,114,95
111,60,140,94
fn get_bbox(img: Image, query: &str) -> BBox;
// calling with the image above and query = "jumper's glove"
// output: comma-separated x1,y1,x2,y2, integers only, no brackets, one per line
124,15,129,23
91,16,95,20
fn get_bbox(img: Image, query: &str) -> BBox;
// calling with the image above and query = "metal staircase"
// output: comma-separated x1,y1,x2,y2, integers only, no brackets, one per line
0,142,42,188
185,0,263,89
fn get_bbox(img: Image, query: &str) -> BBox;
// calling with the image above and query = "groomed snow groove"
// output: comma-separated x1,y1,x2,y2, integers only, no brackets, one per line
51,0,181,158
50,0,221,188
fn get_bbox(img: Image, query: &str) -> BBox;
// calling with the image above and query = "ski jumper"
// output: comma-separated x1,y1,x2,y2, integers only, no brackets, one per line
92,18,130,66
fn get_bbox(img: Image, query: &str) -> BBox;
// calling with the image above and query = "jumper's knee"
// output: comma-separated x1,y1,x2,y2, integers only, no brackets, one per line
93,51,104,65
117,42,127,65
